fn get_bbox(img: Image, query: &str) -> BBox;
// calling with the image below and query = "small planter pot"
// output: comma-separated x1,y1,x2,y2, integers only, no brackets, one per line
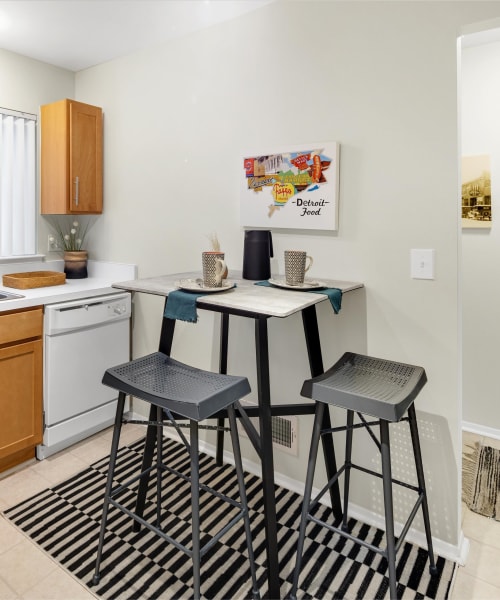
64,251,88,279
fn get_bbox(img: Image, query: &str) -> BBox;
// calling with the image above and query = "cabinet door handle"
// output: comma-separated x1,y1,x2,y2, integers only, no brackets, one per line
74,176,79,206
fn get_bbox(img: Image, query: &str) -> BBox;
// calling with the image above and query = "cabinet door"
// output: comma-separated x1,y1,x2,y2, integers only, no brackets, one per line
0,339,43,461
41,99,103,214
69,101,103,213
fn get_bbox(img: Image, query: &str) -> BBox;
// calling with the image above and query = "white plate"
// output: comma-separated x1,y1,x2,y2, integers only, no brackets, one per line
267,278,327,290
175,278,236,293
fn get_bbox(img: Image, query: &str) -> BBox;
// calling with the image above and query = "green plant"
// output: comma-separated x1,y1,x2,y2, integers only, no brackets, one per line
51,218,90,251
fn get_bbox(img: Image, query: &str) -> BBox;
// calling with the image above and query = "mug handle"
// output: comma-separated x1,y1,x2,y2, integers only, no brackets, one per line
305,255,313,273
215,259,226,284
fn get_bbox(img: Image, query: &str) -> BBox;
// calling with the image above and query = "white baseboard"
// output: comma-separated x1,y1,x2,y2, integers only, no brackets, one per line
345,504,469,566
462,421,500,441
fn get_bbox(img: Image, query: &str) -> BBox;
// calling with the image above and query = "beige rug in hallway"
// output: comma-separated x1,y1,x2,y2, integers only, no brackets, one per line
462,441,500,520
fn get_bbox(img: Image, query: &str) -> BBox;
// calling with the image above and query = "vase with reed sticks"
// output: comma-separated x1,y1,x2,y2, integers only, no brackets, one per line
64,250,88,279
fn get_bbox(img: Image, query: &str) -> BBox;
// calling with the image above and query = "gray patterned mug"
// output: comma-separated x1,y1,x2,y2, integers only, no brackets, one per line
284,250,313,285
202,252,226,287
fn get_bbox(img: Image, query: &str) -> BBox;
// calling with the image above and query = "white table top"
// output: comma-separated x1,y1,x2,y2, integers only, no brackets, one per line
113,271,363,318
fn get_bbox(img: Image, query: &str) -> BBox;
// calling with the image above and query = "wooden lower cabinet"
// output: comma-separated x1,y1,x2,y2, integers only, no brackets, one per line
0,307,43,473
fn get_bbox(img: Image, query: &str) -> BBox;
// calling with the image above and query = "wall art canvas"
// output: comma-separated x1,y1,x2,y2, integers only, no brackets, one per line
241,142,340,231
462,155,492,228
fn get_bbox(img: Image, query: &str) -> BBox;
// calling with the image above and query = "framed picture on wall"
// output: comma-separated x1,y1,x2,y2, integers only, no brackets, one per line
462,155,492,228
240,141,340,231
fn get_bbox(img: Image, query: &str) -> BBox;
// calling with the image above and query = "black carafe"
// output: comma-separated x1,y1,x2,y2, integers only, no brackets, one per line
242,230,273,280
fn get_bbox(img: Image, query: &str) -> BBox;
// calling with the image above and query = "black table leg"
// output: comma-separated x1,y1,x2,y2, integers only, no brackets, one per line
135,299,177,523
302,305,343,520
255,316,281,599
158,310,176,356
216,313,229,465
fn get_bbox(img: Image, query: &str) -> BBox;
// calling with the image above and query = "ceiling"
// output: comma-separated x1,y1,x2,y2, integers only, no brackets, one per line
0,0,275,72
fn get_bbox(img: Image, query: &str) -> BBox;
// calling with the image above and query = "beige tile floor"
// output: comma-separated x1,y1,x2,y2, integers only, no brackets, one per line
0,425,498,599
0,423,144,600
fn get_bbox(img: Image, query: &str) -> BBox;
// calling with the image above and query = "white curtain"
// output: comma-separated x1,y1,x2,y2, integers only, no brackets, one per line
0,108,36,257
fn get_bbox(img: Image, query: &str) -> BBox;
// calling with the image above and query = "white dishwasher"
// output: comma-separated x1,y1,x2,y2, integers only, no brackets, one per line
37,291,132,459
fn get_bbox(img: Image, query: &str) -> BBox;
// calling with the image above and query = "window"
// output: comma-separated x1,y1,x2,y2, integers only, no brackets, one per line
0,107,37,257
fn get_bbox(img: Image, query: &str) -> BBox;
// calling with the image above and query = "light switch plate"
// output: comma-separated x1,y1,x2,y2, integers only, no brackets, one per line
410,249,435,279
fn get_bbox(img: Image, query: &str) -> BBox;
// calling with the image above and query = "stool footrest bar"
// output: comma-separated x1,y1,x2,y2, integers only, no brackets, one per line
323,419,381,434
350,462,422,494
123,418,230,432
109,497,194,557
109,495,249,559
158,463,248,511
395,494,425,554
310,464,347,512
307,514,386,557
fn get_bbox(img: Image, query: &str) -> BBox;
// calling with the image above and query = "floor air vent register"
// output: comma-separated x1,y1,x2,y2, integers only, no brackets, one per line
239,409,298,455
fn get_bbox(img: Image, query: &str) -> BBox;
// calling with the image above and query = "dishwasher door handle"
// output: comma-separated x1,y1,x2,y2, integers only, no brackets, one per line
58,301,104,312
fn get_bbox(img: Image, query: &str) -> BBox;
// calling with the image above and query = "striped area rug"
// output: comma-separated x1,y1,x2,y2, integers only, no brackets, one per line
4,437,455,599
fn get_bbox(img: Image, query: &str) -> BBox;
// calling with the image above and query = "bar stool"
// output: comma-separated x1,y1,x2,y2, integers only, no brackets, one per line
290,352,437,600
92,352,260,600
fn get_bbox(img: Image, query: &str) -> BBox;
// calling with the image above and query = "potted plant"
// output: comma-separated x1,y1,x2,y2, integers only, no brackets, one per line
49,217,90,279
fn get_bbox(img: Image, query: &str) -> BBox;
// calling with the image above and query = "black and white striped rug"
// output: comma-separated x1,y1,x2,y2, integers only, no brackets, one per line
4,437,455,599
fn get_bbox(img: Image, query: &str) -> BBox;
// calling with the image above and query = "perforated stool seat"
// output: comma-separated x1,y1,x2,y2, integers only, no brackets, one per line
92,352,259,600
290,352,437,600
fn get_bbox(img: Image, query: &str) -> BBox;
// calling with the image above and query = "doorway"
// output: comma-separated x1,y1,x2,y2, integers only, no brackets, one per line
460,27,500,442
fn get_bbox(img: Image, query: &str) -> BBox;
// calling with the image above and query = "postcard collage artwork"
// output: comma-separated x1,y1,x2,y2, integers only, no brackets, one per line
241,142,339,231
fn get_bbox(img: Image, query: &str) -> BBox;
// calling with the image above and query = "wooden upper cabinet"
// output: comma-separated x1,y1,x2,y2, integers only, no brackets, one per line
41,99,103,214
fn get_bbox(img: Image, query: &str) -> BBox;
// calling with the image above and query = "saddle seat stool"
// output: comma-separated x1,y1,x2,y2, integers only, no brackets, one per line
92,351,260,600
290,352,438,600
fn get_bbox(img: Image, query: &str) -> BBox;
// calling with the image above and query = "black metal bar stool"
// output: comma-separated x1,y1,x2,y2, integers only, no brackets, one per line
290,352,437,600
92,351,259,600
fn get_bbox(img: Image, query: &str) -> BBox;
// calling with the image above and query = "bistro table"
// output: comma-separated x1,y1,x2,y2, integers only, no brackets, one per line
112,271,363,598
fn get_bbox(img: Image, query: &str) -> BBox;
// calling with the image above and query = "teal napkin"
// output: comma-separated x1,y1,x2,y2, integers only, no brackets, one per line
164,289,206,323
165,284,237,323
255,280,343,314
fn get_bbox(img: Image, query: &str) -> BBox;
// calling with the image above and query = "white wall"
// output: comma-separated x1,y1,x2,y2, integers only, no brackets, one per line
72,1,500,554
0,49,73,114
461,39,500,437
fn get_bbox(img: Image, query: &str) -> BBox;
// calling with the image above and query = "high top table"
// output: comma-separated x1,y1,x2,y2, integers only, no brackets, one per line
113,271,363,599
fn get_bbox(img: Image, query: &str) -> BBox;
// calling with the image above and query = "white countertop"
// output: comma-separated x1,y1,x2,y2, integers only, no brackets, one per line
0,260,137,312
113,271,363,318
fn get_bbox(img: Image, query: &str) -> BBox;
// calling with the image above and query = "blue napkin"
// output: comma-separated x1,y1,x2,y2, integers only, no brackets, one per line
255,280,343,314
164,289,206,323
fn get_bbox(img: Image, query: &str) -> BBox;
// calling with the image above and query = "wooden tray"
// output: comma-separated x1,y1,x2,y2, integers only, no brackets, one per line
2,271,66,289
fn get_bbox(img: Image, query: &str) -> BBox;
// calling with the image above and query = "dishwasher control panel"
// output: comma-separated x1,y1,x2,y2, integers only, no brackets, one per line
107,300,129,317
45,292,132,335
